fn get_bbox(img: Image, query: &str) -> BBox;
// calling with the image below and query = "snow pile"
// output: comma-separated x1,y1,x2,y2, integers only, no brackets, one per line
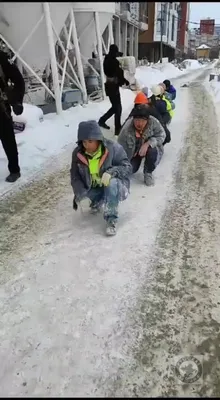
135,63,183,88
12,103,44,128
181,59,202,70
203,61,220,104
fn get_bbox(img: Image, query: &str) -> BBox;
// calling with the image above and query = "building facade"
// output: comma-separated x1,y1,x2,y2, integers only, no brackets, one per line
176,2,190,56
200,18,215,35
138,2,180,62
113,2,148,60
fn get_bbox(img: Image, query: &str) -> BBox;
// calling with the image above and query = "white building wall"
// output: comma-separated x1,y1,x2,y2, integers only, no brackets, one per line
153,2,179,49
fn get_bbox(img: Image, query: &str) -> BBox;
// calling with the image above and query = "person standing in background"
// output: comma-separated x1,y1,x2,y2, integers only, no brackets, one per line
0,50,25,183
98,44,129,136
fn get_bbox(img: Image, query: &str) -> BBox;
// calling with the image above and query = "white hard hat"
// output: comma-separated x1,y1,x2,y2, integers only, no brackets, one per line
151,84,162,96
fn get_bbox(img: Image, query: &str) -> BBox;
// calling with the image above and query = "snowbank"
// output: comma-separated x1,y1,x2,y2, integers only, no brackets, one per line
135,59,202,88
181,59,202,70
0,61,203,197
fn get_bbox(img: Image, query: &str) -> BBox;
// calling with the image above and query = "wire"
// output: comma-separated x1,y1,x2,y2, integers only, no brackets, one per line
158,7,220,27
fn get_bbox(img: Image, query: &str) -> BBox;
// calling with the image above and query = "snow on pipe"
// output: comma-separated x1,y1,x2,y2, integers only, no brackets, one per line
94,11,106,100
43,2,62,115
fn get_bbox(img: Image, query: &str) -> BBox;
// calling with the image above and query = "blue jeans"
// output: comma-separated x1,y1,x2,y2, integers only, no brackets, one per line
87,178,128,222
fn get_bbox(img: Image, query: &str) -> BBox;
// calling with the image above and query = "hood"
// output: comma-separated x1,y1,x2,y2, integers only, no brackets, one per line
109,44,119,57
132,104,150,120
77,120,104,143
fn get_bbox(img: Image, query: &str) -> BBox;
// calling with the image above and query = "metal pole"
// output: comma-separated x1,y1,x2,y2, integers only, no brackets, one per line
129,25,134,57
94,11,106,100
159,3,163,63
43,2,62,114
70,9,88,103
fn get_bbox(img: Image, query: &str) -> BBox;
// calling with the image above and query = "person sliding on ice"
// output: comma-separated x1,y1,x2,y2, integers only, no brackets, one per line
118,105,165,186
70,120,132,236
98,44,129,136
163,79,176,101
0,50,25,182
151,85,173,125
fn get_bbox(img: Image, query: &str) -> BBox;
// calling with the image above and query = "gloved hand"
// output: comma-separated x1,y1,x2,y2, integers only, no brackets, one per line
101,172,111,187
73,197,78,211
124,79,130,87
12,103,24,116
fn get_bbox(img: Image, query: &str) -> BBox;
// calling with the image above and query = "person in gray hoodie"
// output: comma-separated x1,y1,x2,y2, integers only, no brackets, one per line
70,120,132,236
118,105,166,186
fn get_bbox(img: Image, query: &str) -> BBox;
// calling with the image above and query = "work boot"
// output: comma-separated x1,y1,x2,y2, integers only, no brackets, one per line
98,120,110,130
5,172,21,183
106,219,117,236
144,172,154,187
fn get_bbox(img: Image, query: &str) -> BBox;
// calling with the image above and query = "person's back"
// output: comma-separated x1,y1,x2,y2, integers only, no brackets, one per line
163,79,176,100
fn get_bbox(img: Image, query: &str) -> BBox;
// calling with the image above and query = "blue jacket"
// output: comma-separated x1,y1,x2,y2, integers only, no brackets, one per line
70,139,132,202
167,84,176,100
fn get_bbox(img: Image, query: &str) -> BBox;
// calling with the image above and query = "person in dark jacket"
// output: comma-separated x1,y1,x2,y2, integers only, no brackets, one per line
118,105,166,186
150,85,171,124
147,93,171,145
0,50,25,182
98,44,129,136
70,120,132,236
163,79,176,100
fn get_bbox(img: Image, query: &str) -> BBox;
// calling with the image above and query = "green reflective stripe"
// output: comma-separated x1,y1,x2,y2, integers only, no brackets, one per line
85,145,102,186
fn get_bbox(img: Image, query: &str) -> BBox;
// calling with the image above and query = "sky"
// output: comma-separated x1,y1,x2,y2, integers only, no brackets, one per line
189,3,220,27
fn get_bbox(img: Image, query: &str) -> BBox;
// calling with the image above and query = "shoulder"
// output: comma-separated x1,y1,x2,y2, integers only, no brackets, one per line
148,115,162,128
72,145,80,159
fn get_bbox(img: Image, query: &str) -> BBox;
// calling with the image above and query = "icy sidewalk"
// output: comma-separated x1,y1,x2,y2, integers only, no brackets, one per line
0,61,203,197
0,78,192,397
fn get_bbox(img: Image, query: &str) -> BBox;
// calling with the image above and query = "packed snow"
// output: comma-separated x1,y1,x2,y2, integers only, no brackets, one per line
0,60,204,197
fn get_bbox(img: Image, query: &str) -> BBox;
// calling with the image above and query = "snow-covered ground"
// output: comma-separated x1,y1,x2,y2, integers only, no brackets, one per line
0,61,205,198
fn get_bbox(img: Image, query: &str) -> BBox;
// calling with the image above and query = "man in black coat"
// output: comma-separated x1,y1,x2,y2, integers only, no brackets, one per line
0,50,25,183
98,44,129,136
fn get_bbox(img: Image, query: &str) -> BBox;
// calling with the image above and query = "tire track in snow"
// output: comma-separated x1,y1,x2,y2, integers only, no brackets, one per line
101,71,220,397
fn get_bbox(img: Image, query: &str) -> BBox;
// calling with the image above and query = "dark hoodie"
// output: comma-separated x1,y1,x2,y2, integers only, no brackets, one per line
103,44,128,89
0,50,25,117
70,120,132,202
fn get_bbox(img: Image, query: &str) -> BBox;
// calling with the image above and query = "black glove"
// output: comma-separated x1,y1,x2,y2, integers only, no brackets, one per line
125,79,130,87
73,197,78,211
12,103,23,116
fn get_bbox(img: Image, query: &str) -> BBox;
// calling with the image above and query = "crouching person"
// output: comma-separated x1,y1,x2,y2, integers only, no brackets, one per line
118,105,166,186
70,120,132,236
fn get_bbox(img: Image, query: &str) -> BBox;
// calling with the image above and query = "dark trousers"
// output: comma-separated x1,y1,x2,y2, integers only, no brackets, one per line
0,113,20,174
131,147,159,174
99,91,122,134
163,124,171,145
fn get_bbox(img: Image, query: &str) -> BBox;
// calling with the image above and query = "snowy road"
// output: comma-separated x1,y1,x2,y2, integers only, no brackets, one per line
1,66,220,397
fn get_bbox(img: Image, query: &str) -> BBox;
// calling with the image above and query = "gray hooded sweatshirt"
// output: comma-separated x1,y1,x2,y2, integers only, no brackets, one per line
118,115,166,161
70,120,132,202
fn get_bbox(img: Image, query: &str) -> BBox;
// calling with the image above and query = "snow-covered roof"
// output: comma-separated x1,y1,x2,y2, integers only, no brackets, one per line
196,44,210,49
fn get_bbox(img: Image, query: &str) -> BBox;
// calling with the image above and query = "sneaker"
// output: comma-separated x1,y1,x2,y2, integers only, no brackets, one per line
5,172,21,183
98,120,110,130
106,220,117,236
144,172,154,186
